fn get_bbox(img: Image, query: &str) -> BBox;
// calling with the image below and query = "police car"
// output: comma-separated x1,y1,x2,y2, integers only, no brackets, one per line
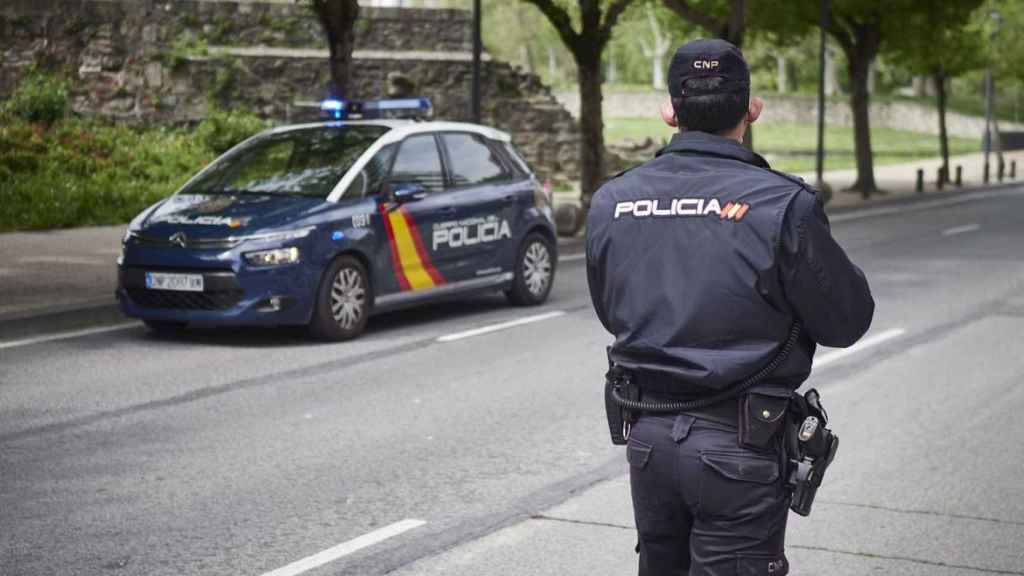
117,98,557,340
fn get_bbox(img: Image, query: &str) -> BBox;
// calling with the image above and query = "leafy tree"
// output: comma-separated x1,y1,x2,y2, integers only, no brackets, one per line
520,0,638,211
661,0,745,46
757,1,930,197
303,0,361,98
887,0,985,183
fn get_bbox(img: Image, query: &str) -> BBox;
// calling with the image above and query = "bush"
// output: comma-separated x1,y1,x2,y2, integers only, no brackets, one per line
3,71,69,123
195,108,270,154
0,116,214,231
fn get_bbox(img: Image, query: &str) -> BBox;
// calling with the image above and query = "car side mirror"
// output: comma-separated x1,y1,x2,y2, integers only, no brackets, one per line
391,182,427,203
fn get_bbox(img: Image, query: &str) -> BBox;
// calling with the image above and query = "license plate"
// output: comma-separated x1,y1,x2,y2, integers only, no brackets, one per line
145,272,204,292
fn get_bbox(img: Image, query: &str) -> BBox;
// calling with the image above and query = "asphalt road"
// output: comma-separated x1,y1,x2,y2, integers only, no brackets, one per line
3,187,1024,576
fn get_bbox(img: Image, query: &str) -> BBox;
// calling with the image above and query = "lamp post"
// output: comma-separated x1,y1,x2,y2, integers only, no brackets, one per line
814,0,830,201
472,0,482,123
984,10,1002,181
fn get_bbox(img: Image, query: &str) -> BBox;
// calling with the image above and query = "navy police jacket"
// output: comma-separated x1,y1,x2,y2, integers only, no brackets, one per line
586,131,874,393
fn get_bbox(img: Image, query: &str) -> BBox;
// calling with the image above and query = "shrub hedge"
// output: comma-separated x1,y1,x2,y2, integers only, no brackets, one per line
0,102,271,231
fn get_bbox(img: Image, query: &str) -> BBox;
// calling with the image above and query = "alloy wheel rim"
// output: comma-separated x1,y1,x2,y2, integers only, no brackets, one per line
523,241,552,297
330,267,366,329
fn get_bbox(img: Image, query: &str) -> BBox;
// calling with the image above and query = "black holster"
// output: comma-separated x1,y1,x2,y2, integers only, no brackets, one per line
604,364,639,445
784,388,839,516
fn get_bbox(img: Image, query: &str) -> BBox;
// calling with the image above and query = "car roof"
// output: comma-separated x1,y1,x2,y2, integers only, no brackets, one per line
263,119,512,143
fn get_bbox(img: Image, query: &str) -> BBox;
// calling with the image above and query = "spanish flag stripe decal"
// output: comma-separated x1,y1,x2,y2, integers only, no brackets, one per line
380,204,411,291
383,207,445,291
734,204,750,220
400,207,445,285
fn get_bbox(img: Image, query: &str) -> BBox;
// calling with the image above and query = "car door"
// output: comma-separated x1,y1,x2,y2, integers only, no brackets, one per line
434,132,517,283
379,133,451,293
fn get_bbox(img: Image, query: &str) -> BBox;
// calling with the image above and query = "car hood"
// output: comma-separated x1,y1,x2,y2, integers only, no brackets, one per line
139,193,326,238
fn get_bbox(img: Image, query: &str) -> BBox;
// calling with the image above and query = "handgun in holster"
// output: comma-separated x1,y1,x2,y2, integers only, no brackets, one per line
605,352,640,445
786,388,839,516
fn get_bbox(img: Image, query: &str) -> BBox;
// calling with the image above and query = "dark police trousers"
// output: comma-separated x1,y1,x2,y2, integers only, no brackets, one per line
627,411,789,576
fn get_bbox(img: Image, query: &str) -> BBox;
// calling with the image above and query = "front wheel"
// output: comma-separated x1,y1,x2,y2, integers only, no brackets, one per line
309,255,371,341
506,232,555,306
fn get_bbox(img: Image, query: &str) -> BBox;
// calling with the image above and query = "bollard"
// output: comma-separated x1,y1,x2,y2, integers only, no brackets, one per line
1012,160,1017,180
916,169,924,193
984,162,990,184
937,167,944,190
999,160,1005,182
955,165,963,187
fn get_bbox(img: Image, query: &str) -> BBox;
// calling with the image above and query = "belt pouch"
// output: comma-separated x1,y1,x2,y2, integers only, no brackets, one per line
739,390,790,449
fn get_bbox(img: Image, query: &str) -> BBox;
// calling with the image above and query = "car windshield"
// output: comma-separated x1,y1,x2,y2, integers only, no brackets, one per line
180,125,390,198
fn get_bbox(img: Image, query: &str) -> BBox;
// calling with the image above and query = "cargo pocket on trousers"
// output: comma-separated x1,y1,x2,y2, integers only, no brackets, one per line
627,437,653,470
698,450,781,527
736,552,789,576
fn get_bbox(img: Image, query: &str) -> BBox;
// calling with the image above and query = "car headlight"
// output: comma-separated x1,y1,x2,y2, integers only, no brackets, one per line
244,247,301,267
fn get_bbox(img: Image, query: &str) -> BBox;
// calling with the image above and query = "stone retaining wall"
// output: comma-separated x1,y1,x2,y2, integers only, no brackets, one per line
0,0,580,183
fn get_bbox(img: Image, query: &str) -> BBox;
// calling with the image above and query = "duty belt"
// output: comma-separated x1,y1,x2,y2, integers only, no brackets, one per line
638,391,740,427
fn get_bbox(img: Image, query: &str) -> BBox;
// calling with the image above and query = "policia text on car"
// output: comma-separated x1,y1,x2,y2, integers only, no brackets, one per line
586,39,874,576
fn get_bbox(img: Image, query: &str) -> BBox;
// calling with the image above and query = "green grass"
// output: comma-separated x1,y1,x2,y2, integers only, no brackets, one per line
605,118,981,173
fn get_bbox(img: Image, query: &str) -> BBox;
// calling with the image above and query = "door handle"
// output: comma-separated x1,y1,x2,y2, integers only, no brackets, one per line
437,206,457,214
502,195,516,204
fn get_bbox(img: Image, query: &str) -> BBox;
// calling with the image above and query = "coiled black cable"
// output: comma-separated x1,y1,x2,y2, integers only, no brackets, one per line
610,322,802,412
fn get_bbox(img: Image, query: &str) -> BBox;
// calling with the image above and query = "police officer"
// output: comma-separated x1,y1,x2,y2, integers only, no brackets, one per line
586,39,874,576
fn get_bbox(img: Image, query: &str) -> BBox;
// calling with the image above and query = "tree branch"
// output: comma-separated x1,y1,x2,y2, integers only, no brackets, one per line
661,0,724,37
600,0,636,41
521,0,582,56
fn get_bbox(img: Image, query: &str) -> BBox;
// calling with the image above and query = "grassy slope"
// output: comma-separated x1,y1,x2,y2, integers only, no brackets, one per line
605,118,981,173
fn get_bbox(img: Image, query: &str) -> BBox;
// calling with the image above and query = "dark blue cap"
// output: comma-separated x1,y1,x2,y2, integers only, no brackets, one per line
668,38,750,100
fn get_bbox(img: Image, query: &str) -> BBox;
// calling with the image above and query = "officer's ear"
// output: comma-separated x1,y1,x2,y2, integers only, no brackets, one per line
660,99,678,128
746,96,764,125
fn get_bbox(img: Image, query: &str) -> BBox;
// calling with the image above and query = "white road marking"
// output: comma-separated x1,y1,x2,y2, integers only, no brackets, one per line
0,323,138,351
18,256,111,266
814,328,906,369
437,310,567,343
560,253,586,263
259,519,426,576
830,187,1024,224
941,223,981,236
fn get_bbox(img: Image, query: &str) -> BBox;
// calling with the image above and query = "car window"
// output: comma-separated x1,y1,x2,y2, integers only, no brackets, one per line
390,135,445,193
501,142,533,178
341,144,396,200
442,133,509,187
181,125,389,198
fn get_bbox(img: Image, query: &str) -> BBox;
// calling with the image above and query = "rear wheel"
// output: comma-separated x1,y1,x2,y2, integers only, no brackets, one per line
143,319,188,335
506,232,555,306
309,255,370,341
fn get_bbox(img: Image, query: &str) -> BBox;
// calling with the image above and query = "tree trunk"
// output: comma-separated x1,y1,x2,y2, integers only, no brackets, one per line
312,0,360,98
843,37,878,197
652,53,664,89
776,54,788,93
577,53,605,213
935,68,949,183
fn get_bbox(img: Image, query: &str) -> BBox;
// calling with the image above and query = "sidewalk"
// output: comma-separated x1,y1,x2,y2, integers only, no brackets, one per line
1,150,1021,326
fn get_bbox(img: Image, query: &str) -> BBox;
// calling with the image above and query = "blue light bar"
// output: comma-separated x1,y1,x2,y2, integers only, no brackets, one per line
319,97,433,121
320,99,346,119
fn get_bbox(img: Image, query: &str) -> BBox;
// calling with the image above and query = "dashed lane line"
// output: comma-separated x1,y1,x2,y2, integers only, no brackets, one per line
942,223,981,236
814,328,906,369
259,519,426,576
437,310,567,343
560,253,586,263
0,323,138,351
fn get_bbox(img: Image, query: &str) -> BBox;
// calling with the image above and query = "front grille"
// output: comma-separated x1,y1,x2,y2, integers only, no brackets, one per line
126,287,244,311
130,233,241,250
